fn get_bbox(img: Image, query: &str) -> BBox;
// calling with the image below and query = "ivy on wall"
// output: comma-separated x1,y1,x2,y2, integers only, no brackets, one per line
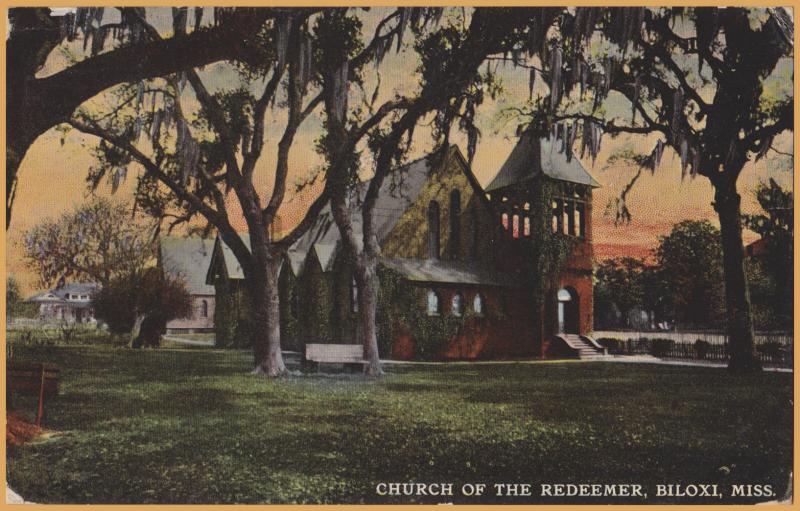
376,266,492,360
523,177,577,308
213,279,254,348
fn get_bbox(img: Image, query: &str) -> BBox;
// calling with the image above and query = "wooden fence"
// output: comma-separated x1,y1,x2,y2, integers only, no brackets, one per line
594,331,793,367
594,330,792,346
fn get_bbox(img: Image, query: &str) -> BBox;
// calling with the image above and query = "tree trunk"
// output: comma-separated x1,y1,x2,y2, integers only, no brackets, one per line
249,257,287,377
713,179,761,373
356,255,383,376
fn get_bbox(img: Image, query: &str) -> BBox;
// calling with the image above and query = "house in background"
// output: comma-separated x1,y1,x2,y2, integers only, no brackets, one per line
207,136,600,360
159,237,216,333
27,282,99,324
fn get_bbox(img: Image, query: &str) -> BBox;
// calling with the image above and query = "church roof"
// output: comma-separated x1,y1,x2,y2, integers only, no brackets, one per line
380,258,524,288
159,236,216,295
283,148,455,276
485,133,600,192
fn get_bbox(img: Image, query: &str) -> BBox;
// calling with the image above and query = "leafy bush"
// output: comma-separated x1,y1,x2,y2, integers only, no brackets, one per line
8,326,114,347
757,342,788,363
649,338,675,357
694,339,711,359
94,268,192,347
598,337,626,354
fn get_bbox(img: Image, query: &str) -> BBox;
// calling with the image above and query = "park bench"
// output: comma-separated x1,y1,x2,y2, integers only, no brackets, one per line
7,363,60,427
305,344,365,371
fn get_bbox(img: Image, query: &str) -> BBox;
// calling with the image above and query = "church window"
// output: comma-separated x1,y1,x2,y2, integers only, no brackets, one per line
512,214,520,239
502,212,509,231
201,299,209,318
473,293,484,315
426,290,440,316
428,200,440,259
451,293,463,317
524,217,531,236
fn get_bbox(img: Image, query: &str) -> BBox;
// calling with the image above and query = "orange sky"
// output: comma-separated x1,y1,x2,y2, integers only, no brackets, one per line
6,8,794,295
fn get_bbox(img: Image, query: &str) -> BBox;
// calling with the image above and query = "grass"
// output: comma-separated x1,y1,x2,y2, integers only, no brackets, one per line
165,332,216,342
6,345,793,504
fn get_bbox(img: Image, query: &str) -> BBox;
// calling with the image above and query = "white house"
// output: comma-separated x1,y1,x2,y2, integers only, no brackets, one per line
27,282,99,324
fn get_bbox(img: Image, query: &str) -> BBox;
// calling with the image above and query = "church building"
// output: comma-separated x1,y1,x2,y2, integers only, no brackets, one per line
207,131,602,360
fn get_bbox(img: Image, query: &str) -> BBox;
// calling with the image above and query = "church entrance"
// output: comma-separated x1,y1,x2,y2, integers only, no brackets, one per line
557,287,579,334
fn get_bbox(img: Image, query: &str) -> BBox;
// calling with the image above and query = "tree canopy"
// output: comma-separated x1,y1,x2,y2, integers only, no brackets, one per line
22,197,155,288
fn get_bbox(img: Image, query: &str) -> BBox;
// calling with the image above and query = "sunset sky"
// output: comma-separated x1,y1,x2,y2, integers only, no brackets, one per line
6,8,794,294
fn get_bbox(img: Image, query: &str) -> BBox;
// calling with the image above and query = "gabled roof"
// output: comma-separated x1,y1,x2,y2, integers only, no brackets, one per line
381,258,524,288
159,236,216,295
209,146,482,280
207,234,251,282
28,282,100,303
27,291,65,303
284,147,470,276
486,132,601,192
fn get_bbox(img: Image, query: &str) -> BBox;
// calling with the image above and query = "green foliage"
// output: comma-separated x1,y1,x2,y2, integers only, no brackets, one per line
756,342,789,364
7,326,115,347
6,345,793,504
278,269,302,352
523,177,577,309
743,179,793,328
376,266,491,360
594,257,646,328
597,337,625,354
6,276,38,319
649,338,675,358
22,197,155,288
655,220,726,329
213,281,254,349
694,339,711,359
93,268,192,338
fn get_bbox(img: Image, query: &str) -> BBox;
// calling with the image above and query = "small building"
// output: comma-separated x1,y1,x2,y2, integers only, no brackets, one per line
207,135,599,359
159,236,216,333
28,282,99,324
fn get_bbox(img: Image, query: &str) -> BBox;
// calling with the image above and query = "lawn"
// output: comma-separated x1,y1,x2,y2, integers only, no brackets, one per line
6,345,793,504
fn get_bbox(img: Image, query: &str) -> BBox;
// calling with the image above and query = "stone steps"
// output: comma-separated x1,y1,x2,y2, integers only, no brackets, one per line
559,334,607,360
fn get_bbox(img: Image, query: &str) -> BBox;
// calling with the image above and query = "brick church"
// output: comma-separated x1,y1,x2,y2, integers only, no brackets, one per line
208,130,601,360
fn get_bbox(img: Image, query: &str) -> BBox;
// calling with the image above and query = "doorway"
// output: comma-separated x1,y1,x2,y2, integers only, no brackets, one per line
557,287,580,334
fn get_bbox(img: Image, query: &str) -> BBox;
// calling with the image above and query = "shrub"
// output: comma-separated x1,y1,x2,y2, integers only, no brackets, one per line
598,337,625,354
694,339,711,359
649,338,675,357
757,342,787,363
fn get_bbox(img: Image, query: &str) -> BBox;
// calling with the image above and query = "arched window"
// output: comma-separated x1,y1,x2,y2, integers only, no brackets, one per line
201,299,209,318
428,200,440,259
523,216,531,236
512,214,520,239
451,293,463,317
473,293,484,315
350,275,359,313
426,290,440,316
449,190,461,257
502,212,509,231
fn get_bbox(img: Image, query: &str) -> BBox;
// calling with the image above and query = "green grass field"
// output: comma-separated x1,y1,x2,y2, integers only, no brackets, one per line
6,345,793,504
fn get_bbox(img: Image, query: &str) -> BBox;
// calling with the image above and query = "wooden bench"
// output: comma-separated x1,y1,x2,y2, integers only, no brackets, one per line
305,344,365,371
7,363,60,427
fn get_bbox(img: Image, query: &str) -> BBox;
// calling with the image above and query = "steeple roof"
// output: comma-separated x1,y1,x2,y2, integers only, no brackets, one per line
486,132,600,192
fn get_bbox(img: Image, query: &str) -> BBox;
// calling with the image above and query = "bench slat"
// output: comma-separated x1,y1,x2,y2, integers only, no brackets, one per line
306,344,366,363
